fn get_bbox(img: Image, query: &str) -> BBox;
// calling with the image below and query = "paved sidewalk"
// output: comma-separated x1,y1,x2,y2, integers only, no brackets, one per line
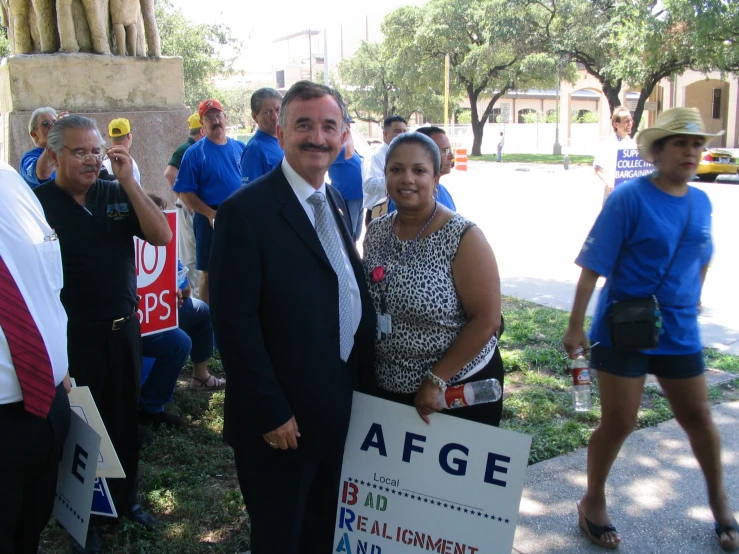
513,401,739,554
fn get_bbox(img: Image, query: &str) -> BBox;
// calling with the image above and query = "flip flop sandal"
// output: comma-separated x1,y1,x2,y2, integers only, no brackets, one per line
577,503,621,550
715,519,739,552
189,374,226,391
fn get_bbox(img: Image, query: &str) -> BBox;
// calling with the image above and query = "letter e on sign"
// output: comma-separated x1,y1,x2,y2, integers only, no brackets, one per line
72,444,88,484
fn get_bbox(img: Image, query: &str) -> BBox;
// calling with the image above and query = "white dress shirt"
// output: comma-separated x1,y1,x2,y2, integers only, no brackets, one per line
281,159,362,337
361,142,389,209
0,162,68,404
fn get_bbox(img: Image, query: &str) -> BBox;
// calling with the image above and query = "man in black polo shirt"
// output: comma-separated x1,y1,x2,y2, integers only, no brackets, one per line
34,115,172,552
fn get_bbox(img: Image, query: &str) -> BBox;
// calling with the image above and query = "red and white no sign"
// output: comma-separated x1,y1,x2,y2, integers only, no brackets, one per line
135,211,178,336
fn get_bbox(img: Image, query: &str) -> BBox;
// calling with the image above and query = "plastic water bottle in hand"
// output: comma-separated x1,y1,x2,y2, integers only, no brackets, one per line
571,356,592,412
441,378,502,409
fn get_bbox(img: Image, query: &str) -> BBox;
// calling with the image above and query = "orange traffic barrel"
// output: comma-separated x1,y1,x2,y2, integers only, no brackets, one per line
455,148,468,171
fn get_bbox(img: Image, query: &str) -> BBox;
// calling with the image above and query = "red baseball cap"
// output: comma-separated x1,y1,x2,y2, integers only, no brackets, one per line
198,99,224,118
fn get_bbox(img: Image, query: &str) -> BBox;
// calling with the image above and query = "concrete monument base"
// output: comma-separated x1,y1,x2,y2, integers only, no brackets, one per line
0,54,190,201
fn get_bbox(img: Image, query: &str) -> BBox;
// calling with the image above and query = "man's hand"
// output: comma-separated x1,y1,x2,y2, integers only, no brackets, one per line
106,146,136,185
176,289,184,309
63,371,72,394
263,416,301,450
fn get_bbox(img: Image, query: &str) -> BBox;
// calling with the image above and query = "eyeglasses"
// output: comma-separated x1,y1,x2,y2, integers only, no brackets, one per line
39,120,55,129
63,145,108,163
442,147,453,155
204,113,226,123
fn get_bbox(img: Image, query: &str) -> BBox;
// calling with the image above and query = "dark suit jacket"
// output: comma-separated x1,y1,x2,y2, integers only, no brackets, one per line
210,165,376,459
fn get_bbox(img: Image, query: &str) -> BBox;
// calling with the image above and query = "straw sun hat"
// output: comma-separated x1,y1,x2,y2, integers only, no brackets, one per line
635,107,724,163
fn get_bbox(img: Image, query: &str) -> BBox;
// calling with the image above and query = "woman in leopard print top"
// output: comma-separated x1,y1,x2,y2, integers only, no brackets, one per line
362,132,504,426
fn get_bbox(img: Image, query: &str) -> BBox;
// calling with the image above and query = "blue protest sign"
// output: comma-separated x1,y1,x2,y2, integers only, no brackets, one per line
614,148,654,187
91,477,117,518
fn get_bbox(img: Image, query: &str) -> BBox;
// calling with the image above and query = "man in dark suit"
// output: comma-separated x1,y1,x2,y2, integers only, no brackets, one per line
209,81,375,554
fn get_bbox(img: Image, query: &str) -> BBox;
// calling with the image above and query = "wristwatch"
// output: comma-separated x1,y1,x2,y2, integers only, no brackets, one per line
423,371,447,391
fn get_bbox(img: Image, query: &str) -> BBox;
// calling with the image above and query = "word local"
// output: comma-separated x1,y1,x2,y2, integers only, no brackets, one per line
360,423,512,487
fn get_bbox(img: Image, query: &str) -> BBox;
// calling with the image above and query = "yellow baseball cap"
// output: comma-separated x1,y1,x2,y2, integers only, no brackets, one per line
188,113,202,130
109,118,131,137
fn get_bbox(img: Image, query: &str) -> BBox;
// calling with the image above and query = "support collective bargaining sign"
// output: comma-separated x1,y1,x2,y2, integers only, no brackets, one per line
335,393,532,554
136,210,177,336
614,148,654,188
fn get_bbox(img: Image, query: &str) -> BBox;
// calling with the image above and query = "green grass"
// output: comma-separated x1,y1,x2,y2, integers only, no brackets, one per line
470,153,594,165
38,297,739,551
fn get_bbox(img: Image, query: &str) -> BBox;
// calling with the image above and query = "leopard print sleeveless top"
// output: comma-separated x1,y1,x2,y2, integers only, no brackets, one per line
363,212,498,394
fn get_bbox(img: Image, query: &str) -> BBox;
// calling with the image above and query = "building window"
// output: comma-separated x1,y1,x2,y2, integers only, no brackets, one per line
276,70,285,89
518,108,538,123
712,88,722,119
490,108,501,123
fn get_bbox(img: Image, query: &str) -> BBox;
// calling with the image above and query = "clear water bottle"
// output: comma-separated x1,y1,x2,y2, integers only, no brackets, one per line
571,356,592,412
441,378,502,409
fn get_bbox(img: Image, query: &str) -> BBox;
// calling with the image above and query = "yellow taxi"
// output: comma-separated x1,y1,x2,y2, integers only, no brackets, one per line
696,148,738,182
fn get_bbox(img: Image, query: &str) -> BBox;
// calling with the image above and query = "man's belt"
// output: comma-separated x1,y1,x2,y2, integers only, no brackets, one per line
69,309,137,331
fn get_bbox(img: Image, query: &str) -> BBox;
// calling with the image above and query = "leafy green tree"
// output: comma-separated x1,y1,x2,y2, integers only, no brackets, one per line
384,0,558,155
218,87,253,131
155,0,241,109
0,27,9,58
337,40,443,123
519,0,723,131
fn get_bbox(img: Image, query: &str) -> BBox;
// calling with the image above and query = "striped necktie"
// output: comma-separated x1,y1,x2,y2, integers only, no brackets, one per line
0,255,56,418
307,192,354,362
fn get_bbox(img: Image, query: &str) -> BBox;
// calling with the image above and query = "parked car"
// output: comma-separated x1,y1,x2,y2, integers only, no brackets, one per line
695,148,738,182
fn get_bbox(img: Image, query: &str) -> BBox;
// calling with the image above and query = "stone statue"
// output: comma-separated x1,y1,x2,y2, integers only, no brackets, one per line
0,0,161,56
109,0,159,56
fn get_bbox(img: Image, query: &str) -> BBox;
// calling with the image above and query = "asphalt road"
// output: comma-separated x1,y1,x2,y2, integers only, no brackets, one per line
440,161,739,352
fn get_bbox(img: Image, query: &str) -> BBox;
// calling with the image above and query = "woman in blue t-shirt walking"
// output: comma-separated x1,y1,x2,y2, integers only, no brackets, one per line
563,108,738,551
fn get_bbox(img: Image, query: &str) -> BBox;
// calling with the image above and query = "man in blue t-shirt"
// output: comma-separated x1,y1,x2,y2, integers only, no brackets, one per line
329,117,364,240
19,107,61,189
240,88,284,185
173,99,246,304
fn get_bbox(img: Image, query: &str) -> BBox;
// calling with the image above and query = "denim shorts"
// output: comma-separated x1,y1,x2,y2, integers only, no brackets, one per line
589,345,705,379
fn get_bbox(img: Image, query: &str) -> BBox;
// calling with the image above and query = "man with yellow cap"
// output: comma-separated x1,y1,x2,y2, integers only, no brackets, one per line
165,113,205,298
103,118,142,185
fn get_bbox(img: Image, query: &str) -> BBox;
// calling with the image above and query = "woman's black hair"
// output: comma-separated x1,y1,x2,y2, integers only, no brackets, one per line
385,132,441,176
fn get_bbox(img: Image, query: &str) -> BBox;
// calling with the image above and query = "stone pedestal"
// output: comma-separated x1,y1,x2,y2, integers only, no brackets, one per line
0,54,191,202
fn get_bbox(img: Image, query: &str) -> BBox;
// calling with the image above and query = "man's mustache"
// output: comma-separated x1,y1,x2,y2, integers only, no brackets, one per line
81,166,98,174
300,143,331,152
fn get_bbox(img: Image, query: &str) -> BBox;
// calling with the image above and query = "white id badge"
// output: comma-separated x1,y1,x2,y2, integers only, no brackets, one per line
377,313,392,340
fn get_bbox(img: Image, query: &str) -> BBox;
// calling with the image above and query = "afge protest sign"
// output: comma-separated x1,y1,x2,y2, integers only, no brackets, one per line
334,393,532,554
136,210,177,336
614,148,654,188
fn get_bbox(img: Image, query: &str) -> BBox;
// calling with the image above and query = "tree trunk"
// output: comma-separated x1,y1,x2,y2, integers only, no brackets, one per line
632,80,659,134
468,88,484,156
601,80,623,115
471,121,485,156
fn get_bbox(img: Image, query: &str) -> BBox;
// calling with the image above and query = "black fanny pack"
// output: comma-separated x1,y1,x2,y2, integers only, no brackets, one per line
609,295,662,350
608,193,692,351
